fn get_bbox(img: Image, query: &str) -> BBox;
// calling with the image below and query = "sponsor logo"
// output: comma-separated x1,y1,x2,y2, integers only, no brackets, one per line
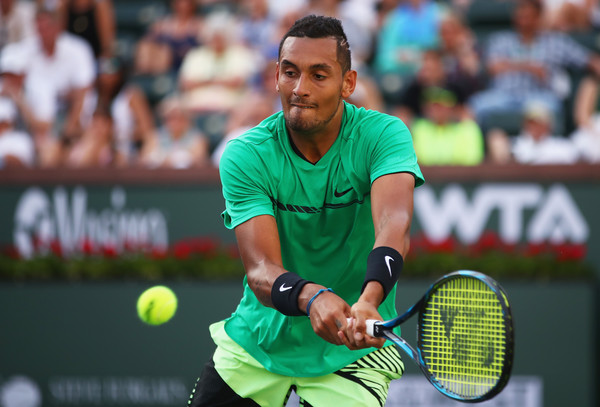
279,284,293,292
0,376,41,407
47,376,187,405
13,186,169,258
384,255,394,277
387,375,542,407
414,184,588,244
334,187,353,198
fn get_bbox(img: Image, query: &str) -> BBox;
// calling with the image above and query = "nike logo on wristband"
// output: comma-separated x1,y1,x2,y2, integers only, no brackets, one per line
279,284,293,292
385,256,394,277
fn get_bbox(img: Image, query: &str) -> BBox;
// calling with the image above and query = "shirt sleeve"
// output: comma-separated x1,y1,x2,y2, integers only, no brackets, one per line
219,139,275,229
367,115,425,187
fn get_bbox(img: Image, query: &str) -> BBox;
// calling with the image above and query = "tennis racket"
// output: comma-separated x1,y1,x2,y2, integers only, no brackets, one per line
358,270,514,403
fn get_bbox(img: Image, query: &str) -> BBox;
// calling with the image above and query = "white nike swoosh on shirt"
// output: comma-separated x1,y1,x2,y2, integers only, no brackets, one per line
384,255,394,277
279,284,292,292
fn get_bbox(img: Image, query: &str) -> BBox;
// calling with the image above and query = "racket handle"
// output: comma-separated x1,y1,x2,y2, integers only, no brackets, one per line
345,318,381,337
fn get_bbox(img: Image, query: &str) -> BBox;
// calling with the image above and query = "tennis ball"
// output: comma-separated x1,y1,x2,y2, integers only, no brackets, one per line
137,285,178,325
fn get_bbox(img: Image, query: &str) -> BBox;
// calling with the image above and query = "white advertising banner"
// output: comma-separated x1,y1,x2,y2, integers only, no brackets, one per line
385,375,543,407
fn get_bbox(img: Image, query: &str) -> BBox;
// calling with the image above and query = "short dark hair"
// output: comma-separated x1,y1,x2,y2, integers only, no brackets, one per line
278,15,352,73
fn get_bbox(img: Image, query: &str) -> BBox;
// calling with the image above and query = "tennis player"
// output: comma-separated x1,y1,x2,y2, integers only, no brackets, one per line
188,15,424,407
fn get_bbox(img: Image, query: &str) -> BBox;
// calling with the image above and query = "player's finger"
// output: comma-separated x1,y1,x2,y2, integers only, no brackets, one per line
362,335,385,349
343,317,368,349
339,319,363,350
338,329,360,350
352,315,367,342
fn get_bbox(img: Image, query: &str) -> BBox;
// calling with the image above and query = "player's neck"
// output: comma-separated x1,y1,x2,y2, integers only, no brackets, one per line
287,104,344,164
288,125,341,164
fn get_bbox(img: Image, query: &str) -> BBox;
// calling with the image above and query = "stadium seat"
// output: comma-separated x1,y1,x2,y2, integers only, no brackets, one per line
466,0,515,32
569,30,600,53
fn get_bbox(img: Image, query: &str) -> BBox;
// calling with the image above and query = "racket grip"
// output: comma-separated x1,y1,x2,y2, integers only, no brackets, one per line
345,318,381,337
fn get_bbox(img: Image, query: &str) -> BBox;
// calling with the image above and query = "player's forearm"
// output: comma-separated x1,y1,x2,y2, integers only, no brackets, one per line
357,281,384,308
373,211,411,257
245,261,287,307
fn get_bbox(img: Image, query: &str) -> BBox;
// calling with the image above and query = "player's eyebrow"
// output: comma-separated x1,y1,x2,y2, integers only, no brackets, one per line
280,59,334,72
310,63,334,72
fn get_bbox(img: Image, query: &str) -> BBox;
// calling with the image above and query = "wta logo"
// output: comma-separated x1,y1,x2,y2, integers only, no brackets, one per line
414,183,589,245
13,187,169,258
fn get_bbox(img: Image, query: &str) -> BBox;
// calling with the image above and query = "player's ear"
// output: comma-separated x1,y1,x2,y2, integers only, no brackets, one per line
275,62,280,92
341,69,357,99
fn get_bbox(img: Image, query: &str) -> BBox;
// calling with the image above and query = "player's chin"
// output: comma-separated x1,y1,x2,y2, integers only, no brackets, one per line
285,113,317,132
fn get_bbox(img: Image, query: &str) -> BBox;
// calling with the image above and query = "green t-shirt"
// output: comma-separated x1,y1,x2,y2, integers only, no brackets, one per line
218,102,424,377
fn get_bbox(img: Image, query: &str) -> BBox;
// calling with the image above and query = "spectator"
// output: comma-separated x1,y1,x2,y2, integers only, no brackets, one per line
140,97,210,169
569,74,600,162
394,48,468,127
0,96,35,168
63,106,117,167
0,0,36,50
469,0,600,134
266,0,306,21
411,84,485,165
92,56,156,165
542,0,600,31
237,0,279,60
493,101,581,164
178,12,262,114
211,90,276,166
438,12,486,99
16,6,97,167
58,0,116,61
134,0,203,75
0,43,29,127
372,0,443,105
373,0,402,29
302,0,377,70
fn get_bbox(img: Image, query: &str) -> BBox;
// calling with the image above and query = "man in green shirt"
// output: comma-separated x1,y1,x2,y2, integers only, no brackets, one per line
188,15,424,407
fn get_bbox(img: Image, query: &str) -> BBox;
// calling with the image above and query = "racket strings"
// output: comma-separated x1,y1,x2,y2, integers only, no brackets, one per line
419,277,509,398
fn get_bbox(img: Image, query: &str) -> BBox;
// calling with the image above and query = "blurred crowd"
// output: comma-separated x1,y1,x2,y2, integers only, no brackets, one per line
1,0,600,170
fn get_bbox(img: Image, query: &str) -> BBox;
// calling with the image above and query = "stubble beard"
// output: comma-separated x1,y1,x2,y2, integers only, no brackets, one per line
285,95,343,136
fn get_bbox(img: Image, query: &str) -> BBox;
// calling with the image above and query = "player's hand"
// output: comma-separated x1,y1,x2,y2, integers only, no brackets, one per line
340,301,386,350
304,287,352,346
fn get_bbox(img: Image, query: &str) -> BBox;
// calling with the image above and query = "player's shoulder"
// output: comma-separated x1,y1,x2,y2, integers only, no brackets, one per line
343,103,409,138
220,112,283,163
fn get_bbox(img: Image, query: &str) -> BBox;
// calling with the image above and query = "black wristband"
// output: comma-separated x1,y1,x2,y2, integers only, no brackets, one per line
271,272,312,316
362,246,404,302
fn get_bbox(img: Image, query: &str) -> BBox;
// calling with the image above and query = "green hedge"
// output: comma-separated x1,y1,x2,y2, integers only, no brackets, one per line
0,234,595,282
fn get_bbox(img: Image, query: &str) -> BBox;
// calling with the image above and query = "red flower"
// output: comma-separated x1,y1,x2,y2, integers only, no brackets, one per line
150,247,168,260
102,245,118,258
80,239,95,256
190,237,219,255
1,245,21,260
524,242,548,257
554,243,587,261
471,231,502,253
426,237,456,253
173,241,192,259
50,239,63,258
